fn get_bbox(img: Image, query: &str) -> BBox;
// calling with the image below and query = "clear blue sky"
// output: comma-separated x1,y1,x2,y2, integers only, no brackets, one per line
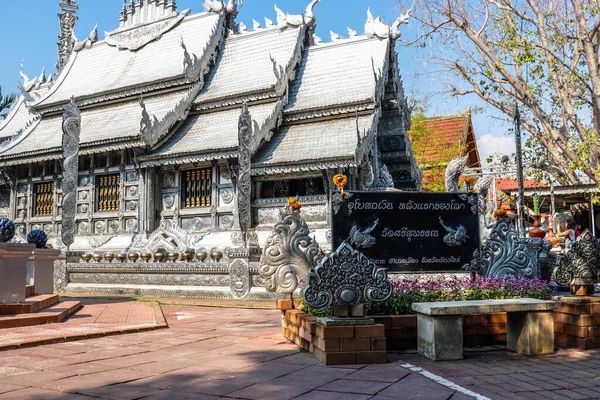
0,0,513,162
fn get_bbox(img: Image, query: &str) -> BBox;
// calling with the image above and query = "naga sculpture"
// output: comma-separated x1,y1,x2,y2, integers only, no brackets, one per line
365,8,410,40
274,0,320,30
444,155,468,192
259,202,323,294
304,242,392,308
61,99,81,250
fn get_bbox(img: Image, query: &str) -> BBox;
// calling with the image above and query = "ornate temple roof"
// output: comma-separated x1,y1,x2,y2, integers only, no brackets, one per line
0,90,190,164
194,26,305,108
0,96,40,141
0,0,417,187
141,101,280,166
285,37,389,117
252,114,377,175
35,12,224,110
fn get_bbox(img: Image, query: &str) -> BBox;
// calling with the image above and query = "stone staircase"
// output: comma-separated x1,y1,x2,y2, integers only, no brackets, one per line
0,286,81,329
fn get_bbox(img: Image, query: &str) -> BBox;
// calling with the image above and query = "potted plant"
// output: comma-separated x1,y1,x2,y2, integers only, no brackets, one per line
529,195,546,238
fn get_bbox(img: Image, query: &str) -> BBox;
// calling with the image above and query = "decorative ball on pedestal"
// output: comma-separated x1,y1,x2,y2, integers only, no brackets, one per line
0,218,16,243
27,229,48,249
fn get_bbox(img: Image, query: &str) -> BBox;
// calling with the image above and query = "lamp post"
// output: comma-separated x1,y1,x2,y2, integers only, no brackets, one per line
514,104,526,238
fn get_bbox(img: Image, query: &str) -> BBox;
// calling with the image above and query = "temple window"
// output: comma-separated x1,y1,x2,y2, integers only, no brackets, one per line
96,174,120,212
182,168,212,208
33,182,54,217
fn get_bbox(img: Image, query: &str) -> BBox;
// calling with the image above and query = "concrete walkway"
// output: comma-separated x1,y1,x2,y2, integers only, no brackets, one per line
0,304,475,400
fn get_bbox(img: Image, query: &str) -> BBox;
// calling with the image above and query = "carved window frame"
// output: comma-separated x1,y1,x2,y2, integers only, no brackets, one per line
96,173,121,212
33,182,54,217
181,167,212,209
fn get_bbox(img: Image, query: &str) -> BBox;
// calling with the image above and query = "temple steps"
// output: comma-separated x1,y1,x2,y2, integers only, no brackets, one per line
26,285,35,297
0,294,60,315
0,300,82,329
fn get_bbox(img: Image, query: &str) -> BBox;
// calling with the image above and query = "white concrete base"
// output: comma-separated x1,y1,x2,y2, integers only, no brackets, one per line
29,249,62,294
507,311,555,355
417,314,464,361
0,243,35,303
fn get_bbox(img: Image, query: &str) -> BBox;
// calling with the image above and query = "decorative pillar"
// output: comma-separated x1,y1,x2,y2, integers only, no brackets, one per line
61,99,81,251
56,0,78,71
231,103,253,248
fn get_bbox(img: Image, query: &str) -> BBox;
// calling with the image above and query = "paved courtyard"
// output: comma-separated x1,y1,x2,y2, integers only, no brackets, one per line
0,303,600,399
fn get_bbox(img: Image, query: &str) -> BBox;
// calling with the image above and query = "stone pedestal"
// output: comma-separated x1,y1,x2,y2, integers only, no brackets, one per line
0,243,36,303
507,311,554,355
417,314,463,361
28,249,62,294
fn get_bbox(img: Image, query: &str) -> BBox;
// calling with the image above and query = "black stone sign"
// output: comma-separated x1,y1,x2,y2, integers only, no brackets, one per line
332,191,479,272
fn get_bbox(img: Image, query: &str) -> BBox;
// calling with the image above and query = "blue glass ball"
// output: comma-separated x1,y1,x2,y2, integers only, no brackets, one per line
27,230,48,249
0,218,16,243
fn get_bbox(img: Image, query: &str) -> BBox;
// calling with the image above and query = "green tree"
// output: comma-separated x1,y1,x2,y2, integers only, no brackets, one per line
402,0,600,185
0,86,17,119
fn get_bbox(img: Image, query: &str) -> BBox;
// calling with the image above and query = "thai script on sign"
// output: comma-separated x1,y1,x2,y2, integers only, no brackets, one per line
390,257,419,264
381,227,440,241
347,198,394,215
422,256,461,264
397,200,465,211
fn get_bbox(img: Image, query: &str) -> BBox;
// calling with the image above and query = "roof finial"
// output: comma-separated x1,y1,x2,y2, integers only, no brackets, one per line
273,0,320,30
119,0,128,26
56,0,79,71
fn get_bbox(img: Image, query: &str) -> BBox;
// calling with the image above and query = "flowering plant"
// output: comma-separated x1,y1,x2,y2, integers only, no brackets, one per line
332,174,348,195
493,208,508,220
366,276,553,316
288,197,302,210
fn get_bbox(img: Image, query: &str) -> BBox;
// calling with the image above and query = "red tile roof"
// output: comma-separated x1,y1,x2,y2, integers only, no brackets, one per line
411,115,468,165
408,113,481,192
495,178,547,191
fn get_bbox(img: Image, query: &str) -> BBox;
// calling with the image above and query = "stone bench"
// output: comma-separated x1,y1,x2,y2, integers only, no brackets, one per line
412,298,556,360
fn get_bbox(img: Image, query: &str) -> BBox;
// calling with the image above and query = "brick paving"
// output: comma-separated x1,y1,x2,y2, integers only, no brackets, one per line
0,299,166,350
1,303,600,399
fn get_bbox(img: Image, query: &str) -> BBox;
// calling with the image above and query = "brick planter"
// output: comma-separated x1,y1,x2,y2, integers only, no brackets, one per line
554,295,600,349
281,309,386,365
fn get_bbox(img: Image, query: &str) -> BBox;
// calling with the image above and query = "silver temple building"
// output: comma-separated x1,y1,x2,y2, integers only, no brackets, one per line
0,0,421,299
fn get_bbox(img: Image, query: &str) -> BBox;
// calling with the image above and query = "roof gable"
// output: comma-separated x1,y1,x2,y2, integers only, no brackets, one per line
194,26,305,107
285,37,389,117
34,12,223,110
